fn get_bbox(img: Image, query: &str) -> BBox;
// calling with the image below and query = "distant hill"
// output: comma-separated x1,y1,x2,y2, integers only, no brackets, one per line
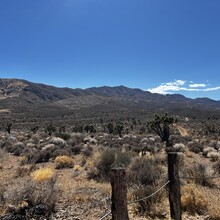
0,78,220,120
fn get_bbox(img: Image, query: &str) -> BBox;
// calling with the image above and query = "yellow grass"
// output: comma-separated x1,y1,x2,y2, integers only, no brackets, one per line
31,167,54,182
54,155,74,169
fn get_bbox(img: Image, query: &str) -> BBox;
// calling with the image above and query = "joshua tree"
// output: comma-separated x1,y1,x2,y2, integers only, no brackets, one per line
45,123,56,136
107,123,114,134
114,122,124,137
147,113,174,150
3,122,12,134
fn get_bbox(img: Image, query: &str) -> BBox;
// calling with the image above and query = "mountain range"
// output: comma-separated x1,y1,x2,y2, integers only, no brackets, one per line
0,78,220,120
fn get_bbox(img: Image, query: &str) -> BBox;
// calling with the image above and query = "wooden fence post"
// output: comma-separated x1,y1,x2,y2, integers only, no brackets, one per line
110,168,129,220
168,152,182,220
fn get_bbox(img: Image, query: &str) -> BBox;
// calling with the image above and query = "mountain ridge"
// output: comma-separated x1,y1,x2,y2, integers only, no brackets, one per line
0,78,220,119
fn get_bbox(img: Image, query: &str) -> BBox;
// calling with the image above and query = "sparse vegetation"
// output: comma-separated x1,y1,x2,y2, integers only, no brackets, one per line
1,107,220,219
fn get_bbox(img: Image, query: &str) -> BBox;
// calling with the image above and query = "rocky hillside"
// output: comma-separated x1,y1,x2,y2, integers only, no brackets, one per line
0,78,220,119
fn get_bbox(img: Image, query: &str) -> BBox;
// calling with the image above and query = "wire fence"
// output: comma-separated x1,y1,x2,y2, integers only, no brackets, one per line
99,172,220,220
99,180,170,220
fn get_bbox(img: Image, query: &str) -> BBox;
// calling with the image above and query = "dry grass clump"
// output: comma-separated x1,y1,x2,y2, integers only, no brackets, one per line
31,167,55,182
54,155,74,169
2,175,58,218
181,184,208,215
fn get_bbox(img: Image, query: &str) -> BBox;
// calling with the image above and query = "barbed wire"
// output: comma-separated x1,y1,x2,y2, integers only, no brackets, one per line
98,180,170,220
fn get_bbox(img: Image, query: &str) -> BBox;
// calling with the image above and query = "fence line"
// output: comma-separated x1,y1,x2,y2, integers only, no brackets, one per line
98,180,170,220
99,211,111,220
128,180,170,205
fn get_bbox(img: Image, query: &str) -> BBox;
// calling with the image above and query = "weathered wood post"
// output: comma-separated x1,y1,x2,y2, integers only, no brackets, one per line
110,168,129,220
168,152,182,220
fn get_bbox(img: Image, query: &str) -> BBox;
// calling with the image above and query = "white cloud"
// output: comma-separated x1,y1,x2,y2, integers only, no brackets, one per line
147,80,220,95
148,80,186,94
204,86,220,91
189,83,206,88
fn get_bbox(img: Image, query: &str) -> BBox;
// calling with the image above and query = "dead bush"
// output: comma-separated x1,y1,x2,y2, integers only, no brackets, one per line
2,173,58,218
181,184,208,215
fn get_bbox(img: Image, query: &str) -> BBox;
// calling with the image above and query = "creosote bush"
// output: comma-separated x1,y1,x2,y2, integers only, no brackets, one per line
54,155,74,169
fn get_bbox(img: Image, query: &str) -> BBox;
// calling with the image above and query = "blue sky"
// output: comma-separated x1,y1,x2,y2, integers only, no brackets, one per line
0,0,220,100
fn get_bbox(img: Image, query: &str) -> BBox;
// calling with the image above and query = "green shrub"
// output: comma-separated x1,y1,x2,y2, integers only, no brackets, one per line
128,157,162,186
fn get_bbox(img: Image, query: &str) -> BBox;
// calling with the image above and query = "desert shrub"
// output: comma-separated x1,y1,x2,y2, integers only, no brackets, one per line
207,151,220,162
0,140,13,150
30,125,39,134
188,141,204,153
130,185,165,216
114,151,131,167
50,137,67,147
83,136,97,145
3,177,35,206
203,147,216,157
181,184,208,215
13,142,25,156
69,134,84,146
170,135,192,145
16,164,36,178
87,167,99,180
54,155,74,169
42,143,55,151
1,141,25,156
44,124,56,136
128,157,163,186
26,150,50,163
208,140,217,149
31,167,55,182
216,141,220,150
71,144,83,155
213,160,220,174
50,148,70,158
183,163,213,187
2,176,58,218
82,146,93,157
173,143,186,152
96,149,115,179
55,132,70,141
91,148,131,180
